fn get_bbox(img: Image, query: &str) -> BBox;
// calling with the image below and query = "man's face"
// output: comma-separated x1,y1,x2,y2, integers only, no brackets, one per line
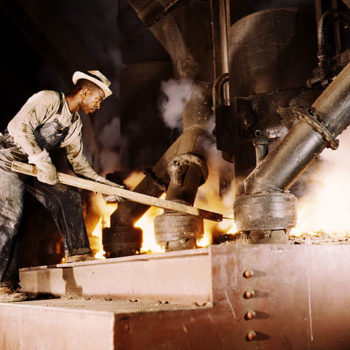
80,88,105,114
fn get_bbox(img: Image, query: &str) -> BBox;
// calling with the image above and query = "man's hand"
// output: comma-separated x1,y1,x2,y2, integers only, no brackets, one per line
28,150,58,185
101,179,127,202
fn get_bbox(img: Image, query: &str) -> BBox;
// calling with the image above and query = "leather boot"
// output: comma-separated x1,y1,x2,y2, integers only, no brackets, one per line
0,286,28,302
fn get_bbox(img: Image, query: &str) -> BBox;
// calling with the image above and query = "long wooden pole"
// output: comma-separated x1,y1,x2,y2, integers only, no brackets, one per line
11,161,224,222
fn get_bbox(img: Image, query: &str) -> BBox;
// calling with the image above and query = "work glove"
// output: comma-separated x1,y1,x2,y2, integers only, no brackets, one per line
99,178,127,203
28,149,58,185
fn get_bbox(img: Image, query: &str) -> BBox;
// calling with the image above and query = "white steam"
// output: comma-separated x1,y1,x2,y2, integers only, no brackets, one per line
160,79,199,130
293,127,350,236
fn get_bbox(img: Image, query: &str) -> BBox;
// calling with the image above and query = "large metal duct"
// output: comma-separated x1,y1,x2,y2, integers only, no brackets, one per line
127,0,213,251
220,8,318,196
234,62,350,242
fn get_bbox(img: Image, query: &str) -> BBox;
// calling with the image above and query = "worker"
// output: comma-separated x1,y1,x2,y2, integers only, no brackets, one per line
0,70,122,302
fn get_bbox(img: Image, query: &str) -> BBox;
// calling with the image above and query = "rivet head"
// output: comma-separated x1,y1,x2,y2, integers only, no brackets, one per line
244,290,255,299
247,330,257,341
243,269,254,279
245,310,256,320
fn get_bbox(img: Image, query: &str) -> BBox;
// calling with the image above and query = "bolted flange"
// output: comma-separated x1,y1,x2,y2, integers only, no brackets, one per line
154,210,204,251
234,192,297,232
103,225,142,258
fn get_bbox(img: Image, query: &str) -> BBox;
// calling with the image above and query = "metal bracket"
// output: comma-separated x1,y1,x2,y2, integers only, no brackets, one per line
167,153,209,186
292,107,339,150
143,168,168,192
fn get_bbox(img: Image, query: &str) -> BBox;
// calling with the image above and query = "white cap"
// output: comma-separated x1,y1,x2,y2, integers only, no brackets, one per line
72,70,112,99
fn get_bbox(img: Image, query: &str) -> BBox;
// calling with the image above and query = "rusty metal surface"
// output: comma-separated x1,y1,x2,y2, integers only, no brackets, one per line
11,244,350,349
115,244,350,349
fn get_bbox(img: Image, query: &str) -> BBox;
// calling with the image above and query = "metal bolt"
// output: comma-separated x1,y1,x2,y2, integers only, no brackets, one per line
243,269,254,279
245,310,256,320
246,330,257,341
243,290,255,299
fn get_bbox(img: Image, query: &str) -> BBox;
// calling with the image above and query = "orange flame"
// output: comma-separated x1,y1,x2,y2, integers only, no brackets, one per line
87,195,118,259
87,147,239,256
134,196,166,253
195,146,238,246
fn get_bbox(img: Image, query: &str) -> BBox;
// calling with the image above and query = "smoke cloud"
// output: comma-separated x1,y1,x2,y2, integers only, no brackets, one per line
159,79,199,130
292,127,350,236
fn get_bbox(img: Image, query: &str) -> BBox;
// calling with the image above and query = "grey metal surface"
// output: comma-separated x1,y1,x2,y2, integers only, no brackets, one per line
228,8,317,96
233,192,297,231
222,8,318,182
154,211,204,250
244,62,350,195
102,226,142,258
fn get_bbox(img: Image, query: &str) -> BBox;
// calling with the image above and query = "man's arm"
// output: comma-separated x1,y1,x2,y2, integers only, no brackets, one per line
8,91,59,156
65,130,115,183
7,91,60,184
65,132,125,201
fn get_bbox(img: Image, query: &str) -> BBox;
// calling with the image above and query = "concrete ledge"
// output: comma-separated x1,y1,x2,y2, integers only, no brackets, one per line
6,244,350,349
0,298,207,350
19,248,212,305
0,301,115,350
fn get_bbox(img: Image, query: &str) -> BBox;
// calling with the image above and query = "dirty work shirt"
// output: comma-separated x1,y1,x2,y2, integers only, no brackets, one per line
6,90,105,182
0,90,97,286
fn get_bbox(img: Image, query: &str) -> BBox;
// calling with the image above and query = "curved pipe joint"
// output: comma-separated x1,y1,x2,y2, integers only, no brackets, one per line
245,62,350,194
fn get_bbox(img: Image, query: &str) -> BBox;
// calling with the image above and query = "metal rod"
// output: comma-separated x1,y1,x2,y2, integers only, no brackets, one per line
11,161,223,222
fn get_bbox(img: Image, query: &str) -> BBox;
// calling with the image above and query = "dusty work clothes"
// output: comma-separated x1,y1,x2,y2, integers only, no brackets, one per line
0,90,101,286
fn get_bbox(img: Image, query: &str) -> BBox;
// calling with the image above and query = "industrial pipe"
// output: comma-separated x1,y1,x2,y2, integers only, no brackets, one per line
128,0,214,251
234,62,350,240
307,9,350,87
244,62,350,195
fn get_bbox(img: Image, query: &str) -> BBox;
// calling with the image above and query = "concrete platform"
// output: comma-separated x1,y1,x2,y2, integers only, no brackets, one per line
19,248,212,305
0,298,205,350
3,244,350,349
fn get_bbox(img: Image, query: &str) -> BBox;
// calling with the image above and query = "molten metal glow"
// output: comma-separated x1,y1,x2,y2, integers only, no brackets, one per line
134,202,165,253
290,128,350,239
88,148,239,256
89,197,118,259
91,218,105,259
195,147,237,246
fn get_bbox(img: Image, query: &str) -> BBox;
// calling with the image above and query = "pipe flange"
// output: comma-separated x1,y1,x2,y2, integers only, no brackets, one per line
293,107,339,150
143,167,167,192
103,226,142,257
234,192,297,231
154,211,204,251
167,153,208,186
